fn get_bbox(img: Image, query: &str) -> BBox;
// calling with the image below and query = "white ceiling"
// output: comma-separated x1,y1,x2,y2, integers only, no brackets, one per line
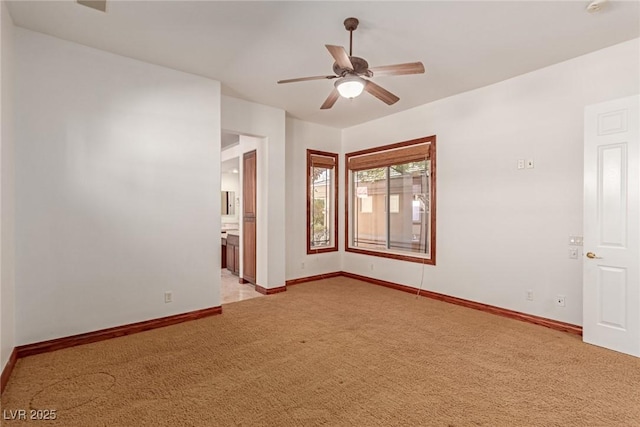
7,1,640,129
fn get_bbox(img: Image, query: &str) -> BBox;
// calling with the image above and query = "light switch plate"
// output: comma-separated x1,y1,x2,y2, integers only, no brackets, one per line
569,235,583,246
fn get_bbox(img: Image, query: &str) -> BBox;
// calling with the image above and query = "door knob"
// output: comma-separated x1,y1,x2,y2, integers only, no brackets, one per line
586,252,602,259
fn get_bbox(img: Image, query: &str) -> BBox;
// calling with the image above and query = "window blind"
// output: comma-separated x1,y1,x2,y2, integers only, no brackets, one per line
310,154,336,169
347,143,429,171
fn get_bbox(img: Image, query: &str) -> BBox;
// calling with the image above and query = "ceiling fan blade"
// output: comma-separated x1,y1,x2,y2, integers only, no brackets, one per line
364,80,400,105
369,62,425,76
320,88,340,110
278,75,337,84
325,45,354,70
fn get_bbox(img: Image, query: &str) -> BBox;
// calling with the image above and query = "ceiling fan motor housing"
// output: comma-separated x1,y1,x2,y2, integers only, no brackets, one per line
333,56,372,77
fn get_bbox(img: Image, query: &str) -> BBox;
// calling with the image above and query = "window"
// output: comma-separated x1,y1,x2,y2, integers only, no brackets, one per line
307,149,338,253
346,136,436,264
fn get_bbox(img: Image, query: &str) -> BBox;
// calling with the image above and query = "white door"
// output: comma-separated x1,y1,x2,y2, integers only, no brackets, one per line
583,94,639,357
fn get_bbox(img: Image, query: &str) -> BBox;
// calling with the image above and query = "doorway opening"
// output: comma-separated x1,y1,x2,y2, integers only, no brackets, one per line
220,132,263,304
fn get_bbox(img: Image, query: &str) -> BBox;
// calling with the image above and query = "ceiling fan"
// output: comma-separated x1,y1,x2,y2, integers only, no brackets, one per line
277,17,425,110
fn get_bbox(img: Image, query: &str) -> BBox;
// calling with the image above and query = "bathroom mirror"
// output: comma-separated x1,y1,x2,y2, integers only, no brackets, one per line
221,191,235,215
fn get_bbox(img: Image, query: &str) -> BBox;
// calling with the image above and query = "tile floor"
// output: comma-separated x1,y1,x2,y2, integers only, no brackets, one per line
221,268,264,304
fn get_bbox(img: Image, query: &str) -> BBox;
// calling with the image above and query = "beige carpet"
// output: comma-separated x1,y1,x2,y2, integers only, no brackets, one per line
2,276,640,426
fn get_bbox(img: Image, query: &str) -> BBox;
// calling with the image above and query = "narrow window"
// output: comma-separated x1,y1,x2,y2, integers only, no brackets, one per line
346,136,436,264
307,149,338,253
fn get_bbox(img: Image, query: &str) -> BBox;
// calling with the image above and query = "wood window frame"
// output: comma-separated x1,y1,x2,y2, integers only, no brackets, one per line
307,149,339,254
345,136,437,265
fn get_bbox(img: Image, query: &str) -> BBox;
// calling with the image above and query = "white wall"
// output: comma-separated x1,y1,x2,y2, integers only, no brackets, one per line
1,0,16,370
221,96,285,289
285,118,342,280
221,173,239,196
342,38,640,326
14,28,221,345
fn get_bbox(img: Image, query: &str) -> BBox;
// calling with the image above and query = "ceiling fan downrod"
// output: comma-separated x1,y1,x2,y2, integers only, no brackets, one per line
344,17,359,57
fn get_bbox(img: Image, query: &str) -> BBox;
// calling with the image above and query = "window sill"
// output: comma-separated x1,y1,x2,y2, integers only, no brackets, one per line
307,246,338,255
345,246,435,265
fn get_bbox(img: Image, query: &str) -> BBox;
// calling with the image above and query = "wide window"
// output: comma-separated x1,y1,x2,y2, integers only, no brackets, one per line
307,149,338,253
346,136,436,264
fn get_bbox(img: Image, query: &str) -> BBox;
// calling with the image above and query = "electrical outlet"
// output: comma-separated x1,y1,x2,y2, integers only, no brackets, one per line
568,248,578,259
526,159,534,169
526,290,534,301
370,263,374,271
556,295,566,307
164,292,172,303
517,159,525,170
301,262,305,269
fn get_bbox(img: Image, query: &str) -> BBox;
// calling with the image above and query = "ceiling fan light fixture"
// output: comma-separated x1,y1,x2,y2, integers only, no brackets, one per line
335,76,365,99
